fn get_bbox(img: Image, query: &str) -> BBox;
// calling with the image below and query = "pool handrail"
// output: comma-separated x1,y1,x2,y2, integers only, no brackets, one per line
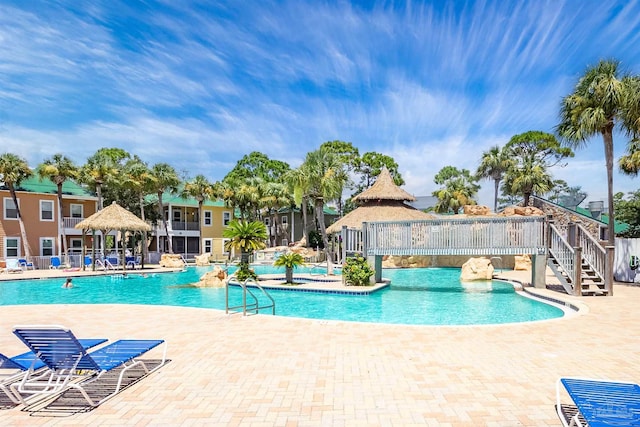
226,277,275,316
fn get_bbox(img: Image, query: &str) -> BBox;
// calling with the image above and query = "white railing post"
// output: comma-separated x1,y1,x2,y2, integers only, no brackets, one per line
605,245,615,296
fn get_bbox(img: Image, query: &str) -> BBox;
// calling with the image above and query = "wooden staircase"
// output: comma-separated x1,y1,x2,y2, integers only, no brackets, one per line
547,221,612,296
547,254,608,296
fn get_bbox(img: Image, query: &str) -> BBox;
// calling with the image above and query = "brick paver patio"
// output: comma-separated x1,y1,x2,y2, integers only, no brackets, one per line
0,268,638,426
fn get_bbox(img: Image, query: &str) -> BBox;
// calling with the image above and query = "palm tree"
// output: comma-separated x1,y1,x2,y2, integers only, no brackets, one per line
301,147,345,255
284,167,312,246
148,163,180,254
557,59,640,245
476,146,512,212
223,219,267,263
123,156,155,263
259,180,294,246
80,148,129,210
181,174,214,254
503,156,553,206
0,153,33,258
273,252,305,284
37,154,78,259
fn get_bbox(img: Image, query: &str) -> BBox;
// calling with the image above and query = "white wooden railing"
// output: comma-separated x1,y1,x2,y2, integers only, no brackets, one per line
362,216,547,256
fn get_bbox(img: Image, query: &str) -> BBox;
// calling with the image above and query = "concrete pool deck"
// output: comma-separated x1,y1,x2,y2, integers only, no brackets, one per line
0,266,638,425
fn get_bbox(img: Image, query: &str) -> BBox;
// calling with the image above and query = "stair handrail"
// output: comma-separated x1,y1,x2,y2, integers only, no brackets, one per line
575,223,606,283
225,277,276,316
548,223,576,287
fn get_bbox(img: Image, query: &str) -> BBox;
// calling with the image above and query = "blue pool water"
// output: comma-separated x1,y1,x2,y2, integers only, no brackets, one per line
0,267,564,325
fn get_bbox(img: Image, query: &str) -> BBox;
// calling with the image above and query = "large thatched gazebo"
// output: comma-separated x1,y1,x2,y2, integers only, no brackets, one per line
326,166,433,234
75,202,151,270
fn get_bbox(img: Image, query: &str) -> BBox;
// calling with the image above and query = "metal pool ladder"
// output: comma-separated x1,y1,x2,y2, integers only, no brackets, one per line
226,278,276,316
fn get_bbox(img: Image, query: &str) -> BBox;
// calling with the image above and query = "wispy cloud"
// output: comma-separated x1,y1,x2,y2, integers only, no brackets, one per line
1,0,640,204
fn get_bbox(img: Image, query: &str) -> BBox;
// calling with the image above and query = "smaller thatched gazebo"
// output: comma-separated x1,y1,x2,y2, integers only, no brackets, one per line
327,167,433,234
75,202,151,270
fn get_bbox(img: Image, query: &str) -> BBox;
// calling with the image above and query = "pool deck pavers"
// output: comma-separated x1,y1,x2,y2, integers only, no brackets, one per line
1,266,639,425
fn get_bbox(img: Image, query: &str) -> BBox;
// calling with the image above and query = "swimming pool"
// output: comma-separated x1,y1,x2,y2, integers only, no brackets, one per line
0,267,565,325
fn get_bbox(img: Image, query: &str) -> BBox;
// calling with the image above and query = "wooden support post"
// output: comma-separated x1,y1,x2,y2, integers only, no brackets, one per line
573,246,582,296
605,245,615,296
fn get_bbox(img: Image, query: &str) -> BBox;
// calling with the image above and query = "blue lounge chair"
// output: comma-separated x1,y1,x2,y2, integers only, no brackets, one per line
1,338,107,405
17,258,35,270
49,256,62,269
11,325,166,407
556,377,640,426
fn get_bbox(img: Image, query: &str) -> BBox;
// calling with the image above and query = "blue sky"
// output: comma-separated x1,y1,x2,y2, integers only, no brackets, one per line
2,0,640,206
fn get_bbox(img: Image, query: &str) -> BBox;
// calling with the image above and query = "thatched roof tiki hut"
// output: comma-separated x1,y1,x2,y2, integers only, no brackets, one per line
326,166,433,234
327,167,433,281
75,202,151,270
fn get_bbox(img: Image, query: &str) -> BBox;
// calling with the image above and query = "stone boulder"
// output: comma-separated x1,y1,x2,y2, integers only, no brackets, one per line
463,205,491,216
460,257,494,281
514,254,532,271
500,206,545,216
160,253,185,268
194,266,228,288
194,253,211,266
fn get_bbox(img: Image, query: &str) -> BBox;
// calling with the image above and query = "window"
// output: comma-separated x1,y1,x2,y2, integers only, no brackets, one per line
70,238,83,253
40,238,55,256
204,211,212,226
3,197,18,220
4,237,19,257
222,238,230,255
70,204,83,218
223,212,231,226
264,217,271,226
203,239,212,254
173,209,182,222
40,200,54,221
281,216,288,225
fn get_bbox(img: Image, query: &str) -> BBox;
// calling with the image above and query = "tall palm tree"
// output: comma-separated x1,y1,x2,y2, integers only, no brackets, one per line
36,154,78,258
557,59,640,245
284,167,312,246
0,153,33,258
476,146,512,212
123,156,155,263
259,180,294,246
181,174,214,254
149,163,180,254
80,148,129,210
301,147,346,257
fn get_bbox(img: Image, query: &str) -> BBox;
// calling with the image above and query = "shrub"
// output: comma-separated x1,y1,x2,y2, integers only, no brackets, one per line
234,261,258,282
342,256,374,286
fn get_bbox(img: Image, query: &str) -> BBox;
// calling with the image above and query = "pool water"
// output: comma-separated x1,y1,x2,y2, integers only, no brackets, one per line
0,267,564,325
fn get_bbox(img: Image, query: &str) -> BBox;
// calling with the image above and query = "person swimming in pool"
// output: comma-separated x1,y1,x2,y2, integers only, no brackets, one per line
62,277,73,288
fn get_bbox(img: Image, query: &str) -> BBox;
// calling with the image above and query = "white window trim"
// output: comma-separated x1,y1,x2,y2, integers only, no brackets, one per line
40,237,55,257
264,217,271,226
3,197,19,220
70,203,84,218
40,200,55,222
281,215,288,224
222,238,230,255
4,237,20,258
203,238,212,253
222,211,231,226
69,238,83,253
203,210,212,227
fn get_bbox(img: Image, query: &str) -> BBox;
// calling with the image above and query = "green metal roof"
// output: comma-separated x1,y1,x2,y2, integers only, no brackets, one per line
573,205,629,234
2,176,95,198
276,205,338,216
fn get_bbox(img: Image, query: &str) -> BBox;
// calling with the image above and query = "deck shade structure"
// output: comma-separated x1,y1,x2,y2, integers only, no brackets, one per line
75,201,151,270
326,166,432,234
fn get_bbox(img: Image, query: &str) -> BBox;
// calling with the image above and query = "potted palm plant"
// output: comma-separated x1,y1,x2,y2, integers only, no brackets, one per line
223,220,268,281
273,252,305,284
